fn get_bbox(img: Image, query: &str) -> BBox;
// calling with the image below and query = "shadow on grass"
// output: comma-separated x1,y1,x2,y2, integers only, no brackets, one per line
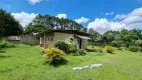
85,49,97,52
95,53,105,56
0,55,11,59
107,52,115,54
0,50,5,53
43,59,68,67
0,68,13,74
72,54,86,56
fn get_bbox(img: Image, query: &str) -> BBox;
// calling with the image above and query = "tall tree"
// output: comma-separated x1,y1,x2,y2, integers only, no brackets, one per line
88,28,103,46
0,9,23,37
24,24,49,34
119,29,142,47
103,30,120,44
31,14,83,30
88,28,101,41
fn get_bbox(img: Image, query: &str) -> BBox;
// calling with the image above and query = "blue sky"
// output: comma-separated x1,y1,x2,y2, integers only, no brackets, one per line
0,0,142,33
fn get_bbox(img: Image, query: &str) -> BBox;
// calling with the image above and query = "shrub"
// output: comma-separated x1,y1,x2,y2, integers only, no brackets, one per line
54,41,70,53
88,45,95,49
74,49,86,56
43,48,66,65
137,47,142,52
68,43,77,53
0,40,16,49
105,46,115,53
135,40,142,47
86,46,103,53
139,47,142,52
128,46,138,52
117,47,125,51
86,45,97,52
97,47,103,53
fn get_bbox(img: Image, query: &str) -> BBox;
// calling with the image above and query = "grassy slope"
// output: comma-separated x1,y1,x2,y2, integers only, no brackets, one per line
0,45,142,80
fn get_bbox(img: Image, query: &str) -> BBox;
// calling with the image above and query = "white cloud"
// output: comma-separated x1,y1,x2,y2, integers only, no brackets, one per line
87,18,126,34
114,14,127,20
56,14,67,19
75,17,89,24
122,7,142,24
12,12,38,27
130,7,142,16
105,12,114,15
3,4,11,8
28,0,43,5
88,7,142,33
122,16,142,24
28,0,49,5
127,22,142,30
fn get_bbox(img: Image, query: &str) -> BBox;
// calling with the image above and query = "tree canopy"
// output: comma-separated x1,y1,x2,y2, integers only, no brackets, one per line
25,14,84,34
24,24,49,34
29,14,82,29
0,9,23,37
89,29,142,47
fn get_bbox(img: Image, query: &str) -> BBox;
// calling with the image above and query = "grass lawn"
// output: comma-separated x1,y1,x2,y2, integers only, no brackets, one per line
0,45,142,80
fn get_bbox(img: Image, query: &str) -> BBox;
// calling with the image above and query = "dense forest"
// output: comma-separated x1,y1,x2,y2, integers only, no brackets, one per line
89,28,142,51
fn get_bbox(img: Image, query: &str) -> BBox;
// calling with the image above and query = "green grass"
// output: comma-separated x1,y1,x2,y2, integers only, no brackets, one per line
0,45,142,80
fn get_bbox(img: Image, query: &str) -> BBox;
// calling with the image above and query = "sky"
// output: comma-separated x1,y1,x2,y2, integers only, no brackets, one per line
0,0,142,33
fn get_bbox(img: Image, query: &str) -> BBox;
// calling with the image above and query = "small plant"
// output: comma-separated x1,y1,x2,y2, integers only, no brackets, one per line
117,47,124,50
128,46,138,52
137,47,142,52
105,46,115,54
54,40,70,54
74,49,86,56
43,48,66,65
85,48,97,52
68,43,77,53
86,45,97,52
0,40,16,49
97,47,103,53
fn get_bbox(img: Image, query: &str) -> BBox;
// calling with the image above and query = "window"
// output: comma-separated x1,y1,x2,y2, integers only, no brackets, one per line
48,38,50,41
51,38,53,41
69,37,74,43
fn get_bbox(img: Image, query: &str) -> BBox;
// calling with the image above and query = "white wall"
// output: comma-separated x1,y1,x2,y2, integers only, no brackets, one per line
81,39,88,49
40,32,88,49
20,35,39,45
0,35,39,45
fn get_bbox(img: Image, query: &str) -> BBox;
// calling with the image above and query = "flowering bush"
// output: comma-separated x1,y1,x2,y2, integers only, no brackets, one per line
105,46,115,54
43,48,66,65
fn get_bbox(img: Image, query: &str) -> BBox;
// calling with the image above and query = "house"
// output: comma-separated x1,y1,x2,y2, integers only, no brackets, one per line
39,30,90,49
